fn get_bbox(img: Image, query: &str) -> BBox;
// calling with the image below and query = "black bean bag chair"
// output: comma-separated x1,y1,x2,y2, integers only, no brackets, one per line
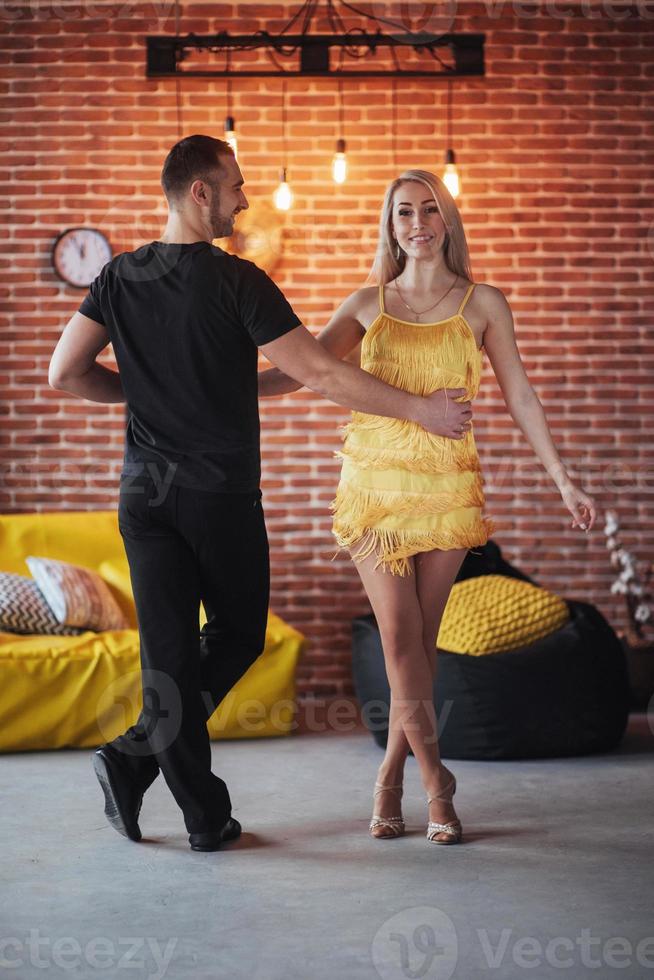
456,538,538,586
351,541,630,759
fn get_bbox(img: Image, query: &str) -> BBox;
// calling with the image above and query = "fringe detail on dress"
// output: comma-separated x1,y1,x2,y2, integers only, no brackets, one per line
330,479,486,522
334,435,482,475
364,315,481,399
336,317,482,475
330,515,499,578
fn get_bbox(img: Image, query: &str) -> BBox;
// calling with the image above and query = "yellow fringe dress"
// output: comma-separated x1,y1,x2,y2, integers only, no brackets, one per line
330,281,497,576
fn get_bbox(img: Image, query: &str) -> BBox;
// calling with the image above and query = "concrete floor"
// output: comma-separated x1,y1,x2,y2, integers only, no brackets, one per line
2,713,653,980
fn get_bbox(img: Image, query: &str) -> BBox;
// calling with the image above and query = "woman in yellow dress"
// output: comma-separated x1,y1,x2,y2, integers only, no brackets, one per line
259,169,597,845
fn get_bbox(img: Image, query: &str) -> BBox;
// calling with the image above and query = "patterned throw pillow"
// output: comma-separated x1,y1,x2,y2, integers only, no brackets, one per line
25,556,130,631
0,571,86,636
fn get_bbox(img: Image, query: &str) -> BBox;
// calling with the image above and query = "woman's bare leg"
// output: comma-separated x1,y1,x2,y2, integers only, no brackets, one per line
350,545,468,825
382,547,469,794
414,547,469,837
349,547,458,817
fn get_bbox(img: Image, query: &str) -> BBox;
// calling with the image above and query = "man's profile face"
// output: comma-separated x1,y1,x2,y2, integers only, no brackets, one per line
208,153,249,239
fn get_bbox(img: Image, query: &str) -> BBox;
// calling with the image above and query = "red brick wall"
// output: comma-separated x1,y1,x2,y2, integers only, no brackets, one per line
2,2,653,697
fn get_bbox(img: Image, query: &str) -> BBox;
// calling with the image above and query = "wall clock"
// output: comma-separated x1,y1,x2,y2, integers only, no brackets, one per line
52,227,113,288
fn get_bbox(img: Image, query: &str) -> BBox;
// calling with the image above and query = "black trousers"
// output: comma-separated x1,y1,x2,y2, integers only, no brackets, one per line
108,472,269,834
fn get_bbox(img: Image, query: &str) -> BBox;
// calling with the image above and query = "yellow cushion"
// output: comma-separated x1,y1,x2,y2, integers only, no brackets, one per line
0,511,305,751
437,574,570,656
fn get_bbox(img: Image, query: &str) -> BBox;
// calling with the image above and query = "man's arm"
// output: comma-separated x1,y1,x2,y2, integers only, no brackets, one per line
259,320,471,439
48,312,125,403
258,292,366,398
259,289,472,439
258,364,302,397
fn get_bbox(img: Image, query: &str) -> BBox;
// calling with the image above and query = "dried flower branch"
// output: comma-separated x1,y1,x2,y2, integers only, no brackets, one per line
604,510,652,641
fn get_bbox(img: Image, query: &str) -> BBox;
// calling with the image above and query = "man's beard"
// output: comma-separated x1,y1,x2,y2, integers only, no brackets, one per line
208,182,234,239
211,209,235,239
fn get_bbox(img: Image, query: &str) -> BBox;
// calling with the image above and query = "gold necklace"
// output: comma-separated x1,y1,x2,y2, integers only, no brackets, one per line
394,274,459,323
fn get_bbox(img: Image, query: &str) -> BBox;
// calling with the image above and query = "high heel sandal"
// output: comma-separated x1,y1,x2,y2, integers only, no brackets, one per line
369,782,405,839
426,771,462,845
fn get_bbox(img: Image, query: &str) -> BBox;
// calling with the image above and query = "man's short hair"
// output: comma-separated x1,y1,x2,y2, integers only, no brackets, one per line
161,134,234,204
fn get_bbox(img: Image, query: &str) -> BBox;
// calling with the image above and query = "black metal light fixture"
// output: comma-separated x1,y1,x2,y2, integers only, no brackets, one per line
146,1,485,79
151,1,484,203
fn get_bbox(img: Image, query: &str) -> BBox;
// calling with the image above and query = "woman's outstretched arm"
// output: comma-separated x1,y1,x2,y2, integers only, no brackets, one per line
481,284,597,533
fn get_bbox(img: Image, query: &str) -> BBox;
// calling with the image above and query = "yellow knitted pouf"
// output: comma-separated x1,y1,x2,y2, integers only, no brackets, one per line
437,574,570,656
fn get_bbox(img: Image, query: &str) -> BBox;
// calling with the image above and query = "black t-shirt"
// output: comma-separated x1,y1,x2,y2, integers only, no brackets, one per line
78,241,302,492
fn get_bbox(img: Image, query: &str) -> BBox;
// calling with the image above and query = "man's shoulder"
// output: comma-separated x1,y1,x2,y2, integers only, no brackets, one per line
215,249,269,280
197,245,271,284
102,242,272,291
105,241,237,281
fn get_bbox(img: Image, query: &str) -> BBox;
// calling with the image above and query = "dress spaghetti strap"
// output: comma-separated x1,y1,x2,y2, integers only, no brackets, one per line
379,283,386,315
457,283,475,316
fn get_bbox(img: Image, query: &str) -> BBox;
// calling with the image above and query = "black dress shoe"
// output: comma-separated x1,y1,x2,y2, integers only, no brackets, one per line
93,746,144,842
189,817,242,852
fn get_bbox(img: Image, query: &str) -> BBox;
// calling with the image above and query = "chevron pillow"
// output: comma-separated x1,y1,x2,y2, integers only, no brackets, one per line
25,556,130,632
0,572,86,636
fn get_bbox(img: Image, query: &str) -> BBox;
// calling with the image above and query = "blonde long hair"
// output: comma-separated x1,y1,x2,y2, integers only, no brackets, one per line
368,169,473,286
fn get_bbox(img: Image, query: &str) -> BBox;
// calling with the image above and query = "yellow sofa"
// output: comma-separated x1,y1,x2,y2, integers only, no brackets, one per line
0,510,305,752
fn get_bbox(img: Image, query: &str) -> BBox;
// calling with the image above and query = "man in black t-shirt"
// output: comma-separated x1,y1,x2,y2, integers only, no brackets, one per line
49,135,469,851
77,238,303,492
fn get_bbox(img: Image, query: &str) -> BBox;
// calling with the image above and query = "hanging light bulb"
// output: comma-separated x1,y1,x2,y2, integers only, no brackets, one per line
332,138,347,184
441,80,461,199
442,148,460,198
273,81,293,211
274,167,293,211
332,81,347,185
224,115,238,158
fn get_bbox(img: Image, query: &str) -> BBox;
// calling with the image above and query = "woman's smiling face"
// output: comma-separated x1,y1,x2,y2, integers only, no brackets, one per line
391,181,448,258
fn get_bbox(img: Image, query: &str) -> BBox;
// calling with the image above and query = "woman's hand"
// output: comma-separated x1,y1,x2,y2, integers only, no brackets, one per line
560,482,598,534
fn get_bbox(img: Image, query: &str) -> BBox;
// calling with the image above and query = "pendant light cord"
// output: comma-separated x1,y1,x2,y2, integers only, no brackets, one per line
338,77,344,140
175,0,183,139
391,78,397,170
282,78,288,171
447,78,453,148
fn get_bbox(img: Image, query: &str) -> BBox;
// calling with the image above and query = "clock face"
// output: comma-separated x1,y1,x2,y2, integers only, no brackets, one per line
52,227,113,288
